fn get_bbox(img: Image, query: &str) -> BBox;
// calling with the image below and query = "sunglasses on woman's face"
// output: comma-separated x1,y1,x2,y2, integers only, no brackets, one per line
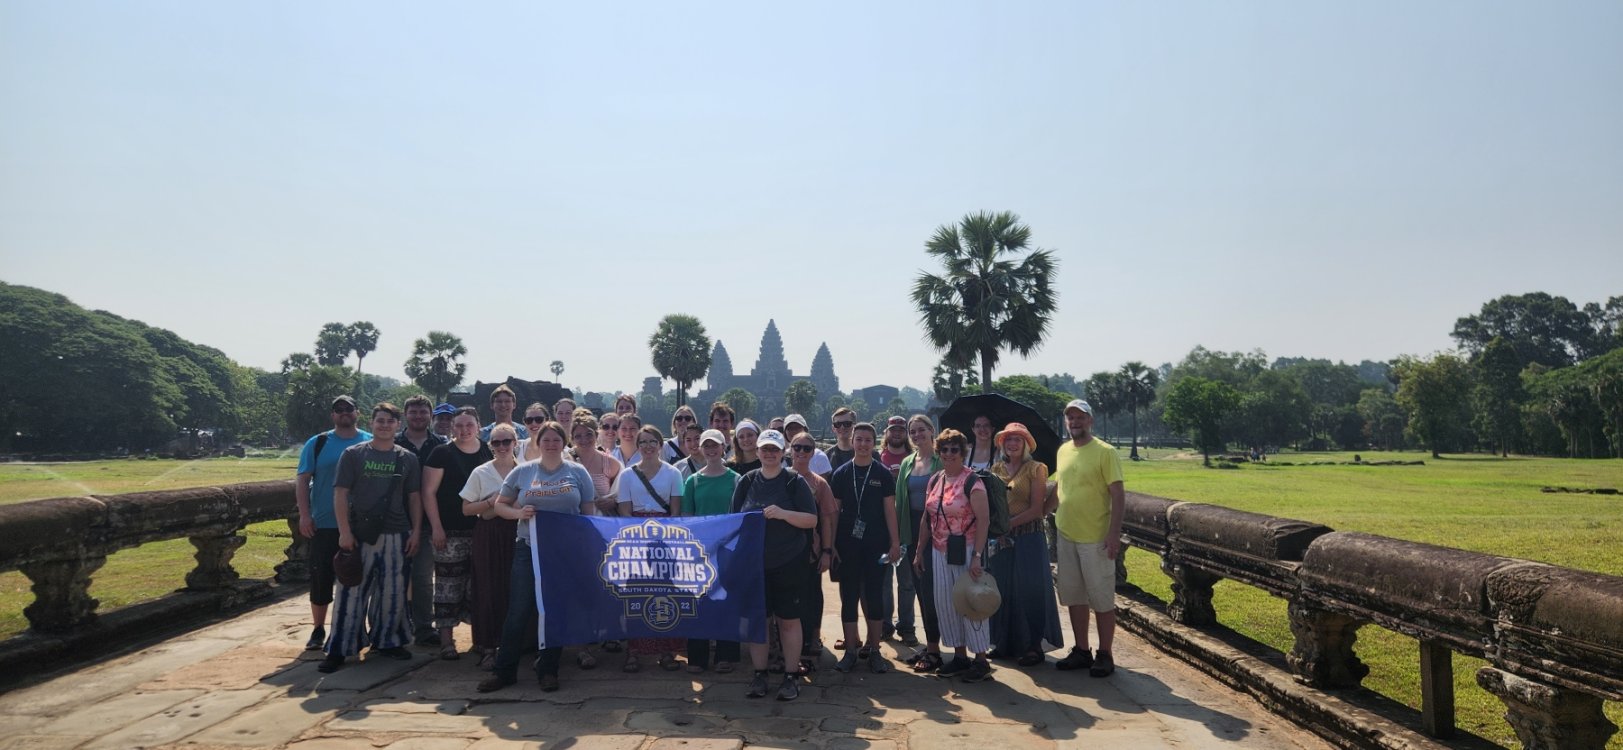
524,416,547,424
673,415,694,423
490,439,515,447
939,445,964,455
791,444,815,453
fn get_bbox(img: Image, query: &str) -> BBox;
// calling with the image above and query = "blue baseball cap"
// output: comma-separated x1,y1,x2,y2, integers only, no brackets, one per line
432,403,458,416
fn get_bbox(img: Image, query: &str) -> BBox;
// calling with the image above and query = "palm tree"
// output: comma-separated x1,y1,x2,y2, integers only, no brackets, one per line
1085,371,1122,440
346,321,380,402
649,314,711,406
1119,361,1161,460
404,331,467,402
912,211,1058,387
550,360,565,380
314,322,350,366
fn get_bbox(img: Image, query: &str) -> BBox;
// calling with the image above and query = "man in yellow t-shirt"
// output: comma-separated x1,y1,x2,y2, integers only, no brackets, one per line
1051,399,1126,677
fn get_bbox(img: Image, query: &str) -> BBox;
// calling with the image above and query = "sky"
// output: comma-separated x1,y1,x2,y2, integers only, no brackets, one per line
3,1,1620,398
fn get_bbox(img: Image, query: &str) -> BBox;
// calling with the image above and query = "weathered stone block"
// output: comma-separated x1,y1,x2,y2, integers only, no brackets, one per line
1166,503,1330,595
1486,562,1623,699
1122,493,1177,555
1477,666,1617,750
1298,531,1514,654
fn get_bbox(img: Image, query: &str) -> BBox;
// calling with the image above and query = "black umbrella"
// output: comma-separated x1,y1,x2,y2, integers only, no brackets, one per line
939,393,1063,471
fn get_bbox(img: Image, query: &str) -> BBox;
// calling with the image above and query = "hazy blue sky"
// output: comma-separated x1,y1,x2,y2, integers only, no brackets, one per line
4,1,1620,398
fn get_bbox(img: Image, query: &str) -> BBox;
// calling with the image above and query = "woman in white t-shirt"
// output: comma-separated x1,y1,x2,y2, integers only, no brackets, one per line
616,425,686,672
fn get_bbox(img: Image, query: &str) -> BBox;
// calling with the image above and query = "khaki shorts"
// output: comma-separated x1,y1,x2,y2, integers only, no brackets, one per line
1055,536,1116,612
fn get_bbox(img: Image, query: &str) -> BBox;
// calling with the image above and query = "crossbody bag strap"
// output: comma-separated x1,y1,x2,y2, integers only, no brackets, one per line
632,465,671,513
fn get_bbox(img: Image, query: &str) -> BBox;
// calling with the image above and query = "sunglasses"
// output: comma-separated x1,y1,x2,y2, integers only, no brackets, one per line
791,444,815,453
673,415,694,423
602,422,619,429
332,406,356,414
832,420,853,428
489,439,515,447
938,445,964,455
637,439,662,447
523,416,547,424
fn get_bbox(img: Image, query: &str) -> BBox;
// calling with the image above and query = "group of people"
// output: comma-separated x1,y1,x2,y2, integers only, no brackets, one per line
294,385,1126,702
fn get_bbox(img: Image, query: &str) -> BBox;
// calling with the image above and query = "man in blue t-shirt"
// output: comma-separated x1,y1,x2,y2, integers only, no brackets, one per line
294,395,372,651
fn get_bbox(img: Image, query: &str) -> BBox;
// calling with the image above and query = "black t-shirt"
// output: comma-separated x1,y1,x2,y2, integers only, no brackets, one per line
396,430,445,464
424,441,492,533
830,459,895,541
826,446,855,473
728,456,762,475
732,468,816,569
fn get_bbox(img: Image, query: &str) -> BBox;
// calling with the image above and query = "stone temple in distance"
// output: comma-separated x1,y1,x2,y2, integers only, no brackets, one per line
688,319,840,417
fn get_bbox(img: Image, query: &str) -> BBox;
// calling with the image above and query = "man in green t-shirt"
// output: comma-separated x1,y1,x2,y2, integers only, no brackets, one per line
1051,399,1126,677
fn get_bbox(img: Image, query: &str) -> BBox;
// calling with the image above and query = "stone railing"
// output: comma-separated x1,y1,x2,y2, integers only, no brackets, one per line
0,481,303,671
1118,492,1621,750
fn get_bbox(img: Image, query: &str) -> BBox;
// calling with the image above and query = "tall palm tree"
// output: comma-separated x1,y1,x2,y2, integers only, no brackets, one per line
404,331,467,402
649,314,711,406
346,321,380,403
912,211,1058,387
1119,361,1160,459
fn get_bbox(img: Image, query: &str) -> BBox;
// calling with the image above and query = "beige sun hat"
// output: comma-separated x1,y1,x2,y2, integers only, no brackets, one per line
952,571,1002,622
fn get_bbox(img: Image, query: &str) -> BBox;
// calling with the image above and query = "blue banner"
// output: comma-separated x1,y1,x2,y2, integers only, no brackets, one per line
529,513,766,647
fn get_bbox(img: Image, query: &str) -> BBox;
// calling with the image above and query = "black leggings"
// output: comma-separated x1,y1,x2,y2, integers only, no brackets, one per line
836,536,887,624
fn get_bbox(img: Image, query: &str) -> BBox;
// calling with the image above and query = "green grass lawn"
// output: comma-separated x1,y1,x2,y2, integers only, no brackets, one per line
1118,447,1623,748
0,457,299,637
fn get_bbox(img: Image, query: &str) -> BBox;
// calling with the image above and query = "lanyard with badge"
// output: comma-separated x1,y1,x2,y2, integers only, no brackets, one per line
850,462,873,540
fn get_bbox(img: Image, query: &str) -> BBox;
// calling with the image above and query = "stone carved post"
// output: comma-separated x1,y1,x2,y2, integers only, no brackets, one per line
186,526,247,590
274,514,310,584
1162,558,1219,626
20,555,107,633
1476,667,1617,750
1287,600,1369,688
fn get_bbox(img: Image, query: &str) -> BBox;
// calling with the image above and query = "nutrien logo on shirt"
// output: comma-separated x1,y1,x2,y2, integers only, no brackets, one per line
362,459,397,477
597,520,717,632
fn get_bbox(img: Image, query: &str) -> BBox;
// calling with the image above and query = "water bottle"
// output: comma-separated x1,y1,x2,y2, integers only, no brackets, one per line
879,544,908,567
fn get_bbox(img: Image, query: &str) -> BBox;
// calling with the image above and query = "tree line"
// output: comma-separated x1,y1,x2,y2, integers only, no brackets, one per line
1104,293,1622,462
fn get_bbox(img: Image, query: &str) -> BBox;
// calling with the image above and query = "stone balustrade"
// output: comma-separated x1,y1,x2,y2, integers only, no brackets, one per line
1120,491,1621,750
0,477,298,642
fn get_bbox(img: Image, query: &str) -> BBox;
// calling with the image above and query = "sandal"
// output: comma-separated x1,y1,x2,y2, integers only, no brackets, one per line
911,651,944,673
601,640,624,653
622,655,641,673
439,644,460,661
686,663,707,674
477,651,497,671
658,653,682,672
1017,651,1044,667
576,650,598,670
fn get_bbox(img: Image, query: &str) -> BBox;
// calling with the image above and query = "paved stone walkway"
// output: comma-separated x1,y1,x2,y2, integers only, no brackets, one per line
0,581,1330,750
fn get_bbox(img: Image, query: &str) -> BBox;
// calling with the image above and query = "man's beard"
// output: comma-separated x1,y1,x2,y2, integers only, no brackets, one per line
885,437,908,451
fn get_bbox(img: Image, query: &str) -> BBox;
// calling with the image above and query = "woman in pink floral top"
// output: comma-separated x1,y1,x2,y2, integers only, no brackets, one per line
913,428,993,683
